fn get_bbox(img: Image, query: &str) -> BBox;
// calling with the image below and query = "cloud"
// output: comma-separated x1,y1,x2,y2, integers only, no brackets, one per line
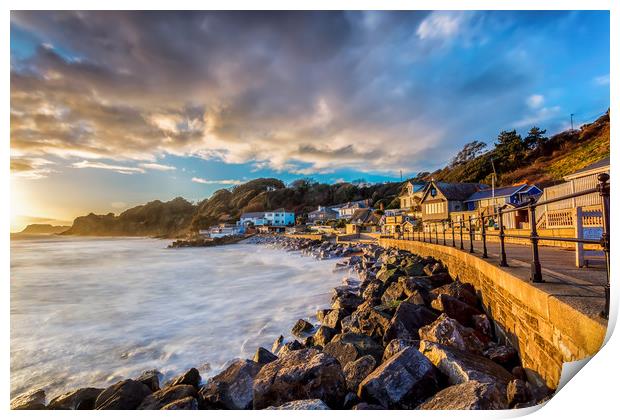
9,11,604,176
527,94,544,109
139,162,176,171
512,106,561,128
192,177,243,185
594,74,610,85
72,160,145,174
10,157,56,179
416,11,468,41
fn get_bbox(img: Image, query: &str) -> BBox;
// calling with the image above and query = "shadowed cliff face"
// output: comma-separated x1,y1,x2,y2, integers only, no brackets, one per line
62,197,197,238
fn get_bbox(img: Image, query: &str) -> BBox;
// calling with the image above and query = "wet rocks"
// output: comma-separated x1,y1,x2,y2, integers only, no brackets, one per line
431,294,481,327
161,396,199,410
483,345,519,368
265,399,330,410
11,389,47,410
419,341,514,389
167,367,201,389
383,302,437,344
312,326,336,347
138,384,197,410
135,370,161,392
95,379,152,410
343,355,376,392
418,380,508,410
291,319,314,337
47,387,103,410
322,308,347,330
200,359,262,409
507,379,531,407
418,313,485,354
253,347,278,364
323,333,383,366
358,347,439,409
252,348,347,409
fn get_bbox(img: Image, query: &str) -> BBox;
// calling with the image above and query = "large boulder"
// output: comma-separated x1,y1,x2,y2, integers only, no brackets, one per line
343,355,376,392
382,338,419,362
419,341,514,389
167,368,201,389
362,281,385,303
161,396,198,410
507,379,531,407
483,345,518,368
376,266,403,285
418,314,485,354
265,399,330,410
402,261,425,276
381,281,408,306
11,389,46,410
252,349,347,409
417,380,508,410
48,387,103,410
431,294,481,327
346,306,392,339
276,340,303,357
323,333,383,366
291,319,315,337
358,347,438,409
137,384,197,410
135,370,161,392
430,281,479,307
253,347,278,364
200,359,262,409
312,326,336,347
95,379,152,410
322,309,347,330
383,302,438,344
332,294,363,312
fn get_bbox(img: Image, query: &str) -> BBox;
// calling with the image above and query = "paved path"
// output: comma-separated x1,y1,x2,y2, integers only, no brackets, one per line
396,235,608,323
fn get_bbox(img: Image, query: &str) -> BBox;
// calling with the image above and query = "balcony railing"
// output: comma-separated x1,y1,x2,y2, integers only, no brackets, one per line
394,173,611,320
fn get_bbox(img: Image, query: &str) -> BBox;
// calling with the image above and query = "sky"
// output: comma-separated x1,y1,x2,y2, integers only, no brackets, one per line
9,11,610,230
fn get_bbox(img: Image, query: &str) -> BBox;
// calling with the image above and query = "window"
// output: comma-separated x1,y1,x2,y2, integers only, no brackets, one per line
425,201,445,214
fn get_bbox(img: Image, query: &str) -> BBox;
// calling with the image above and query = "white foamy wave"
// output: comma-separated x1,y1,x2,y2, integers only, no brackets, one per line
10,237,343,398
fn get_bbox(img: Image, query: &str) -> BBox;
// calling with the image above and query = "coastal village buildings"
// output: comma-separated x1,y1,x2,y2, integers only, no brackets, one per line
345,208,381,234
236,209,295,233
199,224,243,238
335,199,371,220
420,181,488,225
307,206,339,223
464,184,542,229
398,181,426,218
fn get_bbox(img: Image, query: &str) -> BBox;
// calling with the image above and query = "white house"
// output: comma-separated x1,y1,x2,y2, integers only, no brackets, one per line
238,211,268,227
199,224,243,238
335,200,370,220
264,208,295,226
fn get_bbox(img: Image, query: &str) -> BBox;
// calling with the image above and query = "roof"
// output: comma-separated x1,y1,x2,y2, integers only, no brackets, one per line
309,207,337,215
349,208,380,224
240,212,265,219
464,184,529,202
564,157,610,180
268,208,293,213
431,182,489,201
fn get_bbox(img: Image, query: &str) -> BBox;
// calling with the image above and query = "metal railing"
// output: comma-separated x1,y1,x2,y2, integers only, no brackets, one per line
397,173,611,319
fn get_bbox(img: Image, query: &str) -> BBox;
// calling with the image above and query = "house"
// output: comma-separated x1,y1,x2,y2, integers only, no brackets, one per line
264,208,295,226
464,184,542,213
307,206,338,223
381,213,414,236
399,181,427,212
335,199,370,220
199,223,243,238
345,208,381,234
419,181,488,223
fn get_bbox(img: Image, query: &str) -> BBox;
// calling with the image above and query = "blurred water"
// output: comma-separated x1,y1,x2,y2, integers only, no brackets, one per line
10,236,344,399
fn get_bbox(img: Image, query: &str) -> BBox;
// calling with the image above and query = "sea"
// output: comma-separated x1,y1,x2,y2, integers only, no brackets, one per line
10,236,346,398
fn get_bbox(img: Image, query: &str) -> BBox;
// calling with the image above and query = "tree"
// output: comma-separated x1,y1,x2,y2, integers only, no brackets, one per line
494,130,526,169
523,126,548,150
450,141,488,167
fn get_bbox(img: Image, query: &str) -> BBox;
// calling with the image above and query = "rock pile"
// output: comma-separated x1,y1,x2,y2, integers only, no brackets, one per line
11,235,552,410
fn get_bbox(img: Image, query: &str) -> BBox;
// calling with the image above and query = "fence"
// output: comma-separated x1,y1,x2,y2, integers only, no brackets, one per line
397,174,611,319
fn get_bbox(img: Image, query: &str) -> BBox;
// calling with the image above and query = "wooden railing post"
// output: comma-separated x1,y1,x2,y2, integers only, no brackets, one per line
598,173,610,319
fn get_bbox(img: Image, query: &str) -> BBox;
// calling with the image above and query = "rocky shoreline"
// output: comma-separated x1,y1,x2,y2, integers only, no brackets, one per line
12,234,552,410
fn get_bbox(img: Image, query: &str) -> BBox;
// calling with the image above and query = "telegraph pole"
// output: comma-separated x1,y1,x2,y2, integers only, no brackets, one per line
570,113,574,131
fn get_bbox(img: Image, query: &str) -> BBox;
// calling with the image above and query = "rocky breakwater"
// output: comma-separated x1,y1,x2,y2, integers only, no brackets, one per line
11,235,552,410
168,234,249,248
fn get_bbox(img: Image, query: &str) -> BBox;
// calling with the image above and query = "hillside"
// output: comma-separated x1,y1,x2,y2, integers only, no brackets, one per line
19,224,70,234
61,112,609,238
61,197,196,238
428,111,610,188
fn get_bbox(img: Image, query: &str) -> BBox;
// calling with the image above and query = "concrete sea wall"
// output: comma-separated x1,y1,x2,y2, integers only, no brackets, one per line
379,238,607,389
